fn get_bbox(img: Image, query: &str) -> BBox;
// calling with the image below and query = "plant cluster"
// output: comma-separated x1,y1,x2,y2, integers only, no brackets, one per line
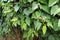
0,0,60,40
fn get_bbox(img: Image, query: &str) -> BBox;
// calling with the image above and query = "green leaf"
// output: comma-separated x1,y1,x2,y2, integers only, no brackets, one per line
51,5,60,16
39,5,50,13
23,0,28,3
32,11,41,19
25,17,31,26
46,20,53,28
32,13,36,19
21,20,27,30
58,19,60,27
21,23,27,30
24,8,32,16
14,4,19,12
42,25,47,35
28,29,33,37
32,2,38,11
48,35,55,40
49,0,59,7
28,0,33,2
38,0,47,4
3,9,12,13
34,20,42,31
34,31,38,37
35,11,41,17
51,17,60,31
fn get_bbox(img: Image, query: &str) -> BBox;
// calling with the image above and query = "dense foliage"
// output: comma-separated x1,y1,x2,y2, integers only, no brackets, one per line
0,0,60,40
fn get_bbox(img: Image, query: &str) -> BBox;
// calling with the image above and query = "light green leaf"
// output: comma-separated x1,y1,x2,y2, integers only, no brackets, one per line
58,19,60,27
32,2,38,11
32,11,41,19
14,5,19,12
24,8,32,16
51,5,60,16
35,11,41,18
32,13,36,19
25,17,31,26
28,0,33,2
21,23,27,30
42,25,47,35
28,29,33,37
34,20,42,31
49,0,59,7
21,20,27,30
46,20,53,28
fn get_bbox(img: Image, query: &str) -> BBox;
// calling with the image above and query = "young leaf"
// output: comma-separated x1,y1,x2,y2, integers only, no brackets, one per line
21,20,27,30
42,25,47,35
21,23,27,30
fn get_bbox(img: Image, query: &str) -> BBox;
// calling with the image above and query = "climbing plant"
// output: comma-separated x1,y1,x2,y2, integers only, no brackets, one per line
0,0,60,40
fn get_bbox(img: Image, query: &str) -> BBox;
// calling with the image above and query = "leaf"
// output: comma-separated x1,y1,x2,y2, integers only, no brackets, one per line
34,31,38,37
38,0,47,4
32,2,38,11
34,20,42,31
23,0,28,3
46,20,53,28
3,9,12,13
58,19,60,27
32,11,41,19
14,4,19,12
28,0,33,2
42,25,47,35
21,23,27,30
25,17,31,26
49,0,59,7
32,13,36,19
28,29,33,37
35,11,41,18
11,17,18,22
24,8,32,16
48,35,55,40
51,5,60,16
51,17,60,31
40,4,50,13
21,20,27,30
